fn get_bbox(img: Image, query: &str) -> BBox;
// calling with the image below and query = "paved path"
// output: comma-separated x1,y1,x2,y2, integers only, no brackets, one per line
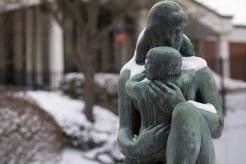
214,91,246,164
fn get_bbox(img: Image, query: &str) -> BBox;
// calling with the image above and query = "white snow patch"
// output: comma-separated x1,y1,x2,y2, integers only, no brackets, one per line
121,24,209,80
181,56,207,71
25,91,124,162
64,73,85,81
60,148,99,164
121,55,145,78
121,55,207,79
26,91,91,130
213,72,246,90
188,100,217,113
121,28,207,77
97,154,114,163
141,78,150,82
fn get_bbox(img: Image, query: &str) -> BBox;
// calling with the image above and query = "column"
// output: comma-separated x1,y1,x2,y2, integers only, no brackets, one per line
14,11,24,86
25,9,33,87
36,7,43,87
0,16,4,83
49,17,64,88
217,35,230,77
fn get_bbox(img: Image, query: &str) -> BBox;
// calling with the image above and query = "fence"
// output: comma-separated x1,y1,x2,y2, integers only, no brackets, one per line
0,71,63,90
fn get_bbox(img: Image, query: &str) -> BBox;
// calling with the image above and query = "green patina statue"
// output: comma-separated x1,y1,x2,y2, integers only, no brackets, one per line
117,1,223,164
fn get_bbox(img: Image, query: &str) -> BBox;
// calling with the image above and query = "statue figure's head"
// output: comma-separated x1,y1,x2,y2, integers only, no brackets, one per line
147,1,188,27
145,46,182,81
146,1,188,50
135,1,192,64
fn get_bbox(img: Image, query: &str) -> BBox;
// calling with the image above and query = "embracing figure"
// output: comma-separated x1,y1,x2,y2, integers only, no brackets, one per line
117,1,223,164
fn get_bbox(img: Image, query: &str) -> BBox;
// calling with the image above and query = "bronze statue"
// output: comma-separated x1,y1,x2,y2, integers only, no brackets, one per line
117,1,223,164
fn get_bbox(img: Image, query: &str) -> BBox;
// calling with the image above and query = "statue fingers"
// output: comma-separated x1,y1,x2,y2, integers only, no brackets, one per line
151,123,165,133
149,83,164,95
146,85,158,98
154,124,171,137
153,81,172,93
144,125,155,131
166,82,180,91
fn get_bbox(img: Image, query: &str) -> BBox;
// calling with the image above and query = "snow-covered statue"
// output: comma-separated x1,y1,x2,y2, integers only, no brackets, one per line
117,1,223,164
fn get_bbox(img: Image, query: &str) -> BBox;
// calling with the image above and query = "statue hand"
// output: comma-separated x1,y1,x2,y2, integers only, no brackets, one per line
153,81,186,111
135,123,170,157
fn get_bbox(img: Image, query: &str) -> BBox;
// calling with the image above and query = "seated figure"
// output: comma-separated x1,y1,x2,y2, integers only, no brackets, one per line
125,47,199,163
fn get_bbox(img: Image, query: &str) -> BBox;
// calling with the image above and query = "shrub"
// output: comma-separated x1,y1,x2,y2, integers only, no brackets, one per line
0,92,63,163
26,91,124,163
59,73,119,113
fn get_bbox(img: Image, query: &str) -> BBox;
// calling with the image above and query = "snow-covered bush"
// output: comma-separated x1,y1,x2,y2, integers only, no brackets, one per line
59,73,119,112
0,93,63,163
59,73,85,99
27,91,124,163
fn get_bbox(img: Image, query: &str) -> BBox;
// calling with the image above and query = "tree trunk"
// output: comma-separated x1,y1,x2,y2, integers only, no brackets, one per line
84,52,96,122
83,0,99,122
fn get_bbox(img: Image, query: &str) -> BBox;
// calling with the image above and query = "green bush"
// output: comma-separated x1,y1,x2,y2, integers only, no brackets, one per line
0,91,63,163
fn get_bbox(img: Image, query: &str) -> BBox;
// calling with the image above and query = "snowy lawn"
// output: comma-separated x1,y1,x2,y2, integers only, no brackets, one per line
26,91,123,164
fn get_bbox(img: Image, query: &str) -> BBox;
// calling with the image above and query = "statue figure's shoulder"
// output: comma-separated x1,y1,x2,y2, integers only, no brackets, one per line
181,56,207,71
194,65,215,83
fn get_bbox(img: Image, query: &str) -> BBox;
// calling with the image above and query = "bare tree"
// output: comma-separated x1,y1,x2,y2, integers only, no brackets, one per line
43,0,139,121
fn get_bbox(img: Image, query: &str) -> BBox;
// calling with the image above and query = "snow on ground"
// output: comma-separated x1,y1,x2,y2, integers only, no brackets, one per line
60,148,99,164
26,91,123,163
26,91,90,130
213,72,246,90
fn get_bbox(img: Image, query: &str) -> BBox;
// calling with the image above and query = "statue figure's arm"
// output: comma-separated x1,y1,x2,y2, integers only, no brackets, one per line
117,69,140,158
118,70,168,159
195,67,224,139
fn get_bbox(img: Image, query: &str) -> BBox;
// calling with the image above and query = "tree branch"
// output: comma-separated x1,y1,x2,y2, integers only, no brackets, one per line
42,0,64,27
63,0,85,30
98,0,139,38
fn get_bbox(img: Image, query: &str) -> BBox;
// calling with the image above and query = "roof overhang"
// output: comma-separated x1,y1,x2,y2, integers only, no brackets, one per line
182,0,234,35
227,25,246,43
137,0,234,36
0,0,46,13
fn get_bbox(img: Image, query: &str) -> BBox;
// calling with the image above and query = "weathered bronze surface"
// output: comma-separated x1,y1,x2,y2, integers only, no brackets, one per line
117,1,223,164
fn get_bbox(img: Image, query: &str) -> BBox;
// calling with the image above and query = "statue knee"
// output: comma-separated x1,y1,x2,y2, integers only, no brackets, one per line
172,101,203,124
